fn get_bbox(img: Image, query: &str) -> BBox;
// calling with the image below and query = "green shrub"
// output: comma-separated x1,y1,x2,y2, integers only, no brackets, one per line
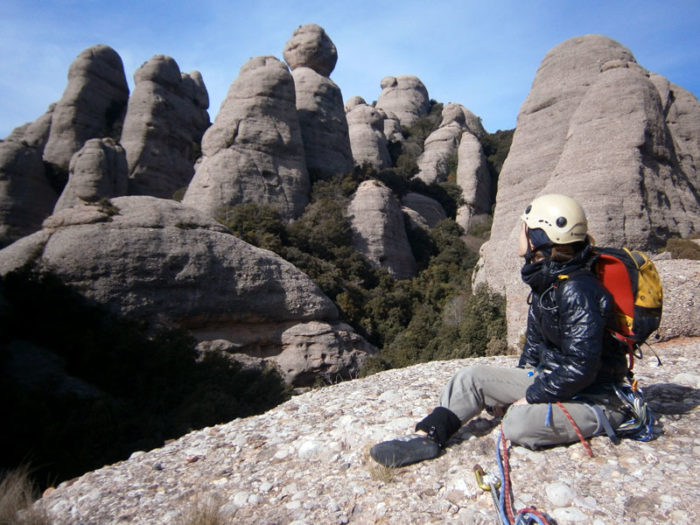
394,101,444,178
663,237,700,260
480,128,514,184
0,268,291,490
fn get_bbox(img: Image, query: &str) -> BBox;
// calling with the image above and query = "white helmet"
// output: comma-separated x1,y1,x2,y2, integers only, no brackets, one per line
521,194,587,245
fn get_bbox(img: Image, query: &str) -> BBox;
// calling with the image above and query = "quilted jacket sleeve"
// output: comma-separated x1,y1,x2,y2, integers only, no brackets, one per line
518,303,542,368
525,278,607,403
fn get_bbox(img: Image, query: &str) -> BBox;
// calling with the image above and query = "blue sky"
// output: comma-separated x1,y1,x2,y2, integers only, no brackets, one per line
1,0,698,138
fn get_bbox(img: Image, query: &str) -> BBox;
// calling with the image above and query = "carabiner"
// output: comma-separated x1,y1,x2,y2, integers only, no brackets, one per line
474,464,501,492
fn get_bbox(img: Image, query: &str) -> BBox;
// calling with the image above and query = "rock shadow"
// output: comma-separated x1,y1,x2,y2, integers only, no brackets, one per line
644,382,700,415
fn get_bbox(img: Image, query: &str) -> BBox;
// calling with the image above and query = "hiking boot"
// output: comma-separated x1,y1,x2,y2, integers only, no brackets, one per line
369,434,441,467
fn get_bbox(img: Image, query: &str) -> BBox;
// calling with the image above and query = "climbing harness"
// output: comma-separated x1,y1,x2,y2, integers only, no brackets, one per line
473,431,554,525
613,380,656,442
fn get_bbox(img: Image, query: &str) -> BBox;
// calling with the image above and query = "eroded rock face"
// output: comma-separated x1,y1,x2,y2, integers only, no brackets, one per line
283,23,338,77
0,196,334,323
53,138,128,212
0,197,375,384
474,34,700,345
121,55,210,198
346,103,392,169
401,192,447,229
42,45,129,171
198,320,376,386
0,141,57,248
376,75,430,127
415,122,462,185
5,104,55,151
182,56,309,221
292,67,353,177
347,180,416,279
455,132,491,231
415,104,491,228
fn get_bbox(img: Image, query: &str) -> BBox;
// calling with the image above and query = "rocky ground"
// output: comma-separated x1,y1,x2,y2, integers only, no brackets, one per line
36,337,700,524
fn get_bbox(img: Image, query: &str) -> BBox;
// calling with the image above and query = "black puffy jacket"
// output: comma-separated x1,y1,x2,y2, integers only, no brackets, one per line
518,247,628,404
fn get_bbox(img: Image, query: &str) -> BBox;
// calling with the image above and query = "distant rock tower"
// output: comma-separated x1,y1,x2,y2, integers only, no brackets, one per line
283,24,353,178
120,55,210,198
183,56,309,221
43,45,129,171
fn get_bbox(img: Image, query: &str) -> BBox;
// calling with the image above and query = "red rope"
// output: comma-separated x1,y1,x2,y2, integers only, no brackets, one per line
556,401,594,457
501,431,516,525
517,507,551,524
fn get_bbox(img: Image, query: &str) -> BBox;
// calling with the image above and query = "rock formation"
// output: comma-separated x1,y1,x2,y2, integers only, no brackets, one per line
344,96,366,113
53,138,128,212
182,56,309,222
282,25,352,177
120,55,210,198
34,338,700,524
474,34,700,344
5,104,55,151
0,140,57,248
0,196,374,385
401,192,447,230
414,102,492,231
42,45,129,171
414,120,462,185
376,75,430,127
455,131,492,231
282,24,337,77
649,75,700,187
443,102,487,138
347,180,416,279
346,103,392,169
290,67,353,177
653,259,700,341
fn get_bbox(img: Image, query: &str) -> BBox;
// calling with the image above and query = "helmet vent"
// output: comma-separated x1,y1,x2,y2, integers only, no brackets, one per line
556,217,567,228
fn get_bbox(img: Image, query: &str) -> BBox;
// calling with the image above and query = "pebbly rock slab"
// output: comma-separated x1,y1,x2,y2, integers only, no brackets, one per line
346,103,392,169
36,337,700,524
283,23,338,77
42,45,129,171
121,55,210,198
654,259,700,341
0,140,58,248
183,56,309,222
291,67,353,177
376,75,430,128
348,180,416,279
53,138,128,212
474,34,700,345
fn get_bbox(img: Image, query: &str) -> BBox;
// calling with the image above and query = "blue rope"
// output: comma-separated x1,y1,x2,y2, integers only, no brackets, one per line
544,403,553,428
495,432,511,525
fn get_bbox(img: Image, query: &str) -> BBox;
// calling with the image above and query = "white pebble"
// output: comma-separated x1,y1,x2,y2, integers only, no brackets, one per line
545,481,575,507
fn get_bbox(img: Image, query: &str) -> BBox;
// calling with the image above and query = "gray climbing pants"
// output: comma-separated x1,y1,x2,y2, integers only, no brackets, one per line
438,365,628,449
